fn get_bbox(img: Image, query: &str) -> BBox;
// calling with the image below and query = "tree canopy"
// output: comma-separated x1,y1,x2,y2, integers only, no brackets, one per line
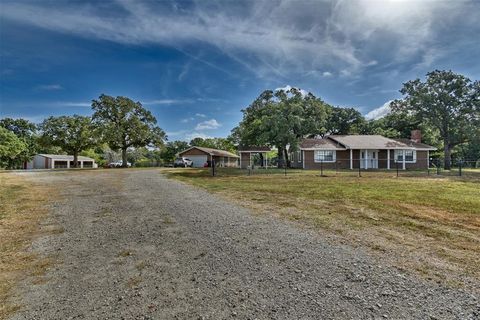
0,118,38,168
0,127,28,169
39,115,97,168
232,87,329,166
391,70,480,168
92,94,167,167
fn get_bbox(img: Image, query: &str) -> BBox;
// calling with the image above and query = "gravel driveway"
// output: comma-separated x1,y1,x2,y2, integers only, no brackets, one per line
11,169,479,319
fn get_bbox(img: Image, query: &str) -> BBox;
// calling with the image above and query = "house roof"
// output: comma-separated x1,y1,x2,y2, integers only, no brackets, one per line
300,138,346,150
393,139,437,150
328,135,416,150
238,146,271,152
178,146,239,158
38,154,95,161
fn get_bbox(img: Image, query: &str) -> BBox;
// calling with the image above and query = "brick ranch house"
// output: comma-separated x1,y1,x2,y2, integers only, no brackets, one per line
290,131,436,170
177,146,239,167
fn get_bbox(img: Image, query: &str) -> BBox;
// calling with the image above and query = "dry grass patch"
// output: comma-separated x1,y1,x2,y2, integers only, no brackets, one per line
165,168,480,288
0,173,53,319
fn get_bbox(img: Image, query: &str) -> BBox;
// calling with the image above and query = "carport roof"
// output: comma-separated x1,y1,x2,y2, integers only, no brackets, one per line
179,147,239,158
238,146,271,152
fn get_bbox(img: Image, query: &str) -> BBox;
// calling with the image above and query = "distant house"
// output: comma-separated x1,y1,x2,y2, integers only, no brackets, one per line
290,131,436,170
177,146,239,167
25,154,97,169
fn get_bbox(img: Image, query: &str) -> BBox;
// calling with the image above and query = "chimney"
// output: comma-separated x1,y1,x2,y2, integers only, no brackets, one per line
411,130,421,143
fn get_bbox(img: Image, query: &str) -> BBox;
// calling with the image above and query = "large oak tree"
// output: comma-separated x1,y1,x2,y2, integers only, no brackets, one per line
391,70,480,169
39,115,97,167
232,87,329,166
92,95,166,167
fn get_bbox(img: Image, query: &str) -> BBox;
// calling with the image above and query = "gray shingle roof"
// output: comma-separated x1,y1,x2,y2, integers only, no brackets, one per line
300,138,346,150
393,139,437,150
328,135,415,149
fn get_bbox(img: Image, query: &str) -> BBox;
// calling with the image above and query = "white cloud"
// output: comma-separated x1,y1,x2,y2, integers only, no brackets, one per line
60,102,91,107
180,117,195,123
142,99,192,105
36,84,63,90
365,100,392,120
195,119,221,130
184,132,213,141
275,85,309,97
0,1,476,79
195,113,206,118
322,71,332,77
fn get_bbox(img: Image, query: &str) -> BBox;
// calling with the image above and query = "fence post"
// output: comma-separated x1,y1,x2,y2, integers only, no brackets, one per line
212,159,215,177
358,160,361,177
320,160,324,177
396,161,399,178
459,160,462,177
284,163,287,176
437,159,440,175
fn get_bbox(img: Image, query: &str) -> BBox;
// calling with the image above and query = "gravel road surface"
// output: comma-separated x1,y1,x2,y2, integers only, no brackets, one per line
11,169,479,319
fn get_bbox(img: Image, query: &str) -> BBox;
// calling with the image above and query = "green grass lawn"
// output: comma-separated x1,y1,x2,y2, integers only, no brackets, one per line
164,167,480,287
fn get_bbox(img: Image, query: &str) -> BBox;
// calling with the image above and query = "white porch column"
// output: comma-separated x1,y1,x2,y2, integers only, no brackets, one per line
350,149,353,170
80,161,84,168
427,150,430,168
402,149,406,170
302,151,305,169
67,160,70,169
364,150,368,169
387,149,390,170
239,152,242,168
265,153,268,168
51,160,55,169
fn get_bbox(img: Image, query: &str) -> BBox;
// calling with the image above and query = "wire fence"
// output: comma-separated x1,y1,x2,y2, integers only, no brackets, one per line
205,158,480,179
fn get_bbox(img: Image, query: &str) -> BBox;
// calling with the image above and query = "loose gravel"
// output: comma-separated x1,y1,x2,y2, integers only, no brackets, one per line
10,169,479,319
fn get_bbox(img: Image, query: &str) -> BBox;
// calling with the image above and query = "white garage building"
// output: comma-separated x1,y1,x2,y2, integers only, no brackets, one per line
25,154,97,169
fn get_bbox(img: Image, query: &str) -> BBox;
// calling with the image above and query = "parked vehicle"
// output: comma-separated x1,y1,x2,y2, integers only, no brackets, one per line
108,161,132,168
174,157,193,167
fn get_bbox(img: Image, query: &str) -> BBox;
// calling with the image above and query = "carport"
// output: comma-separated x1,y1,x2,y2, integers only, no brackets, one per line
238,146,271,169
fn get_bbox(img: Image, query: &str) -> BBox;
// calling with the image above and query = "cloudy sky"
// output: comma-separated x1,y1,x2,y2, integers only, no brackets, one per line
1,0,479,141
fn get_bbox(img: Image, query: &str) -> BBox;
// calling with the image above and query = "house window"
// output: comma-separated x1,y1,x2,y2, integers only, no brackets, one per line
297,151,302,163
395,150,416,163
314,150,335,162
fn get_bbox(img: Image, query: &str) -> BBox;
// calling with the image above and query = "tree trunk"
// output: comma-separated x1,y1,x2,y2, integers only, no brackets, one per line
284,148,290,168
277,146,285,168
122,147,128,168
73,151,78,168
444,142,452,170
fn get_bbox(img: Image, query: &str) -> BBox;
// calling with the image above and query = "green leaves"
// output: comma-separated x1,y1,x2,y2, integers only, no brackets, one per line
39,115,97,163
0,127,28,169
392,70,480,168
234,87,329,149
92,95,166,150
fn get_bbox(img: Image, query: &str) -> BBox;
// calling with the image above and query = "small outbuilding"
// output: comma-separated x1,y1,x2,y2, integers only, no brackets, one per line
238,146,271,169
25,154,97,169
177,146,239,168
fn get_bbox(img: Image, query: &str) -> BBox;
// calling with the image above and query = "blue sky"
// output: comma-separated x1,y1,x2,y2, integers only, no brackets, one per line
1,0,479,141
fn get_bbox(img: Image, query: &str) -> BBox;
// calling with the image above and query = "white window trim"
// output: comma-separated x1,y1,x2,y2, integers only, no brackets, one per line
394,150,417,163
314,150,336,163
